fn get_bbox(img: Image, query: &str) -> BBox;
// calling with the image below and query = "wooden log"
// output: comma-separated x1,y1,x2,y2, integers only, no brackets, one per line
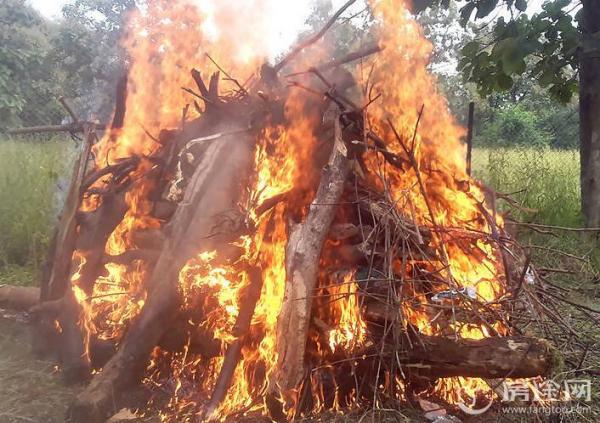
203,266,263,418
43,124,95,301
67,119,255,423
71,189,129,293
102,249,161,266
57,186,130,383
465,101,475,176
80,157,139,194
316,43,382,72
32,125,95,360
0,285,40,310
58,96,80,123
130,228,165,250
273,112,351,398
369,335,559,380
152,200,177,221
111,74,128,129
328,223,370,241
59,289,92,384
58,149,151,383
54,184,131,382
157,314,221,357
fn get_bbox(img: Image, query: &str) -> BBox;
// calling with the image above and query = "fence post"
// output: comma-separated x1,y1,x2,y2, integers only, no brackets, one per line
466,101,475,176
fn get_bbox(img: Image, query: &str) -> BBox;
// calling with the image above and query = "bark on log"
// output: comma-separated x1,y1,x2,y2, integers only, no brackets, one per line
0,285,40,310
203,266,263,418
111,74,128,129
32,125,95,359
579,0,600,228
60,157,163,379
67,120,255,423
57,186,130,383
43,124,94,301
273,113,351,397
6,122,106,135
374,335,558,380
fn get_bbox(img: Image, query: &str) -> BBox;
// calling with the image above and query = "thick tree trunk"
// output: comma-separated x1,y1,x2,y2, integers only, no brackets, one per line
580,0,600,227
273,114,351,398
67,125,255,423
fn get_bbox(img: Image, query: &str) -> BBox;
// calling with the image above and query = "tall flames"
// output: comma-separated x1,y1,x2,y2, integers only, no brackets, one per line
69,0,510,420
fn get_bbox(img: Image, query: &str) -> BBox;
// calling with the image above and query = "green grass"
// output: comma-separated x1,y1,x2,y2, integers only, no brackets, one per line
0,135,76,285
472,147,581,227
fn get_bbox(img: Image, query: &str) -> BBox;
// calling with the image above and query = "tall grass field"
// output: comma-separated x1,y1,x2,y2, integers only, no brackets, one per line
472,147,581,227
0,136,77,285
0,138,585,285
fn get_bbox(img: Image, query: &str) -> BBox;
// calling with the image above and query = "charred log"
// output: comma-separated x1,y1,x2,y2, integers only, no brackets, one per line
273,112,351,398
203,265,263,418
361,335,559,380
67,118,256,423
33,125,95,359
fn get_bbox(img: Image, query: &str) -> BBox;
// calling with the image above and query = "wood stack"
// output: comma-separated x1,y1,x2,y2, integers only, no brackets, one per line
2,2,559,422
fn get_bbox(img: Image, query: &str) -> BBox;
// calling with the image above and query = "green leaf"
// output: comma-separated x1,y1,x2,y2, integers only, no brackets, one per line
493,38,524,74
461,40,480,57
549,83,573,104
504,57,527,74
546,26,558,41
515,0,527,12
496,72,514,90
542,0,570,17
556,14,573,33
476,0,499,19
538,69,556,87
458,56,471,70
574,8,584,26
459,2,476,26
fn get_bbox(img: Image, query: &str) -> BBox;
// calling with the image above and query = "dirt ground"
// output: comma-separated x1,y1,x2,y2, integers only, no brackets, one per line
0,307,597,423
0,313,76,423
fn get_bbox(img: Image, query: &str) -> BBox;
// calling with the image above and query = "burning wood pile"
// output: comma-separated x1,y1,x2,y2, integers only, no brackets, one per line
4,0,570,422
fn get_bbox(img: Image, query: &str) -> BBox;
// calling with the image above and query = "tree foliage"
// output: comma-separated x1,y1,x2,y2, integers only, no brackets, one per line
0,0,134,129
415,1,579,148
0,0,62,127
415,0,582,103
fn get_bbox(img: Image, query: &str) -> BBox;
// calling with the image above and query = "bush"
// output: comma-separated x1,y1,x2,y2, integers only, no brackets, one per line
475,104,553,147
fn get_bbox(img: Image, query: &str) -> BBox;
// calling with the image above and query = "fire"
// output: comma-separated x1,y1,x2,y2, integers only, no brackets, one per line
70,0,275,343
327,272,367,352
65,0,521,420
363,0,506,405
